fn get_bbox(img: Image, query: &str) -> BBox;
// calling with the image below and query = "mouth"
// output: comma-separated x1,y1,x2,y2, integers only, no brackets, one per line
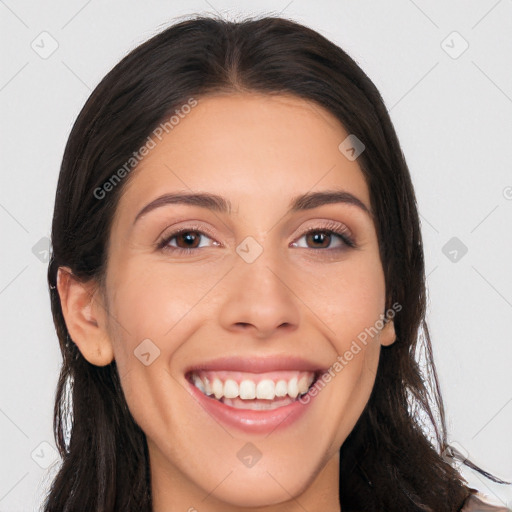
183,356,326,433
186,369,320,411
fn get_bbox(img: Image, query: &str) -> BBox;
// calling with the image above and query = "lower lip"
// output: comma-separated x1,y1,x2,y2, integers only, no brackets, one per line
187,379,318,434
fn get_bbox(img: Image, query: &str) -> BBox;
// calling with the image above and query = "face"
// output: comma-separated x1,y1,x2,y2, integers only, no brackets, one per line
98,93,395,509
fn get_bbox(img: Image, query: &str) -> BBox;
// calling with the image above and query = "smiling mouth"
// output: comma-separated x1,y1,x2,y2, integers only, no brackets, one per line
186,370,319,411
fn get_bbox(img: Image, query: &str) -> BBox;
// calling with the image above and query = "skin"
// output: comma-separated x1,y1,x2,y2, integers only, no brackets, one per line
57,92,396,511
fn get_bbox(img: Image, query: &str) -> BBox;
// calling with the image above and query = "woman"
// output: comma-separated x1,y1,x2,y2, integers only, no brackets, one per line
45,15,510,512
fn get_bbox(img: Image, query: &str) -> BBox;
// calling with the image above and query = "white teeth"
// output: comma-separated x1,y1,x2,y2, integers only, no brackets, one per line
298,375,310,394
239,380,256,399
275,380,288,397
223,379,239,399
287,377,299,398
204,377,212,396
192,374,205,394
212,378,223,400
191,372,316,402
256,379,275,400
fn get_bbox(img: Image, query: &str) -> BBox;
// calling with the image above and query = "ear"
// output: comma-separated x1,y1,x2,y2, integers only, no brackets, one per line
57,266,114,366
379,319,396,347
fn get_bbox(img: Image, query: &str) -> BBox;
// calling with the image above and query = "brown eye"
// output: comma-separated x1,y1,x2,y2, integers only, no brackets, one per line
305,231,332,249
291,225,355,251
174,231,202,249
158,226,220,254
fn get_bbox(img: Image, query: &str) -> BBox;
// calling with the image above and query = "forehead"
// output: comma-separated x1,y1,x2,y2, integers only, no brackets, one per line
117,92,370,219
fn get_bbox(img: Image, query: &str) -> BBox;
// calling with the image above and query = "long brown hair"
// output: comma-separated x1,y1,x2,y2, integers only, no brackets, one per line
45,14,504,511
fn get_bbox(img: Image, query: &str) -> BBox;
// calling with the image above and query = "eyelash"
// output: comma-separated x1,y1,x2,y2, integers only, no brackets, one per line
156,221,356,255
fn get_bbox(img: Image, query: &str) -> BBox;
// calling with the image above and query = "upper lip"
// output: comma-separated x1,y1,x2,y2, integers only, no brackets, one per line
184,355,328,375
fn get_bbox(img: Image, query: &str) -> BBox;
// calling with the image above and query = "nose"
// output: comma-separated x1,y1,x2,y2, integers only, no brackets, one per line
218,245,300,339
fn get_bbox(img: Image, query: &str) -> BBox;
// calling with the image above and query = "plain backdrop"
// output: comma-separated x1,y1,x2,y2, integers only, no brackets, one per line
1,1,511,510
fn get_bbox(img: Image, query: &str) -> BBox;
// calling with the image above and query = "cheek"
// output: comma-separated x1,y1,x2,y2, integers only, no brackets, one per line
299,249,387,342
105,258,219,348
300,253,386,440
102,257,227,414
102,264,197,444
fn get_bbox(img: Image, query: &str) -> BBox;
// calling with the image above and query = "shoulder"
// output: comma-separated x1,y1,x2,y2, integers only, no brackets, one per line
460,493,511,512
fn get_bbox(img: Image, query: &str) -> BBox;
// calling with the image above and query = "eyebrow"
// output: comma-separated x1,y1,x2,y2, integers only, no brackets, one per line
133,189,372,225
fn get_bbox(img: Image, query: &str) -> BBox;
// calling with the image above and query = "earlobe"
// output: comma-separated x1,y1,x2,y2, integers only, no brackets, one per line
57,266,114,366
380,319,396,347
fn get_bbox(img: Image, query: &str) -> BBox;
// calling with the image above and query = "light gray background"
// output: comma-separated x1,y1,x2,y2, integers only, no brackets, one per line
1,1,511,510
